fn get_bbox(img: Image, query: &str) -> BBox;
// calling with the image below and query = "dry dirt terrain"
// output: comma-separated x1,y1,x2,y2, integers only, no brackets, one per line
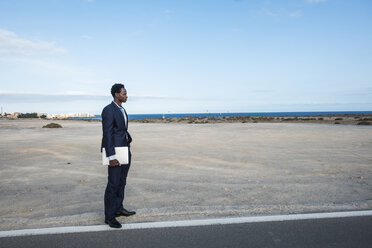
0,119,371,231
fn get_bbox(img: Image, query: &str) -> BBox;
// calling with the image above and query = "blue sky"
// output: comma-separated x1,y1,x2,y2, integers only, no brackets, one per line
0,0,371,114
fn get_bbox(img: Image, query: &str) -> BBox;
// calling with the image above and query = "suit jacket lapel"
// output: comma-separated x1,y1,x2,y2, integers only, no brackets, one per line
111,102,126,129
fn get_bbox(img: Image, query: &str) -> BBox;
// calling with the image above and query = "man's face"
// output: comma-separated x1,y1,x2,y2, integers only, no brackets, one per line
116,88,128,103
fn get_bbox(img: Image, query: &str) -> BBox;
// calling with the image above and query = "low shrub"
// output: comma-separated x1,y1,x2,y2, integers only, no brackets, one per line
357,121,371,125
42,123,62,128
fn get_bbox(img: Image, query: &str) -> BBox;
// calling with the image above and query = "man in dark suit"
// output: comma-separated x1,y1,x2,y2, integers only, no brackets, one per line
101,83,136,228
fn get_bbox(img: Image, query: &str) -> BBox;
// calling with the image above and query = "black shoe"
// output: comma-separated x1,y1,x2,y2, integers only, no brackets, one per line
115,208,136,217
105,218,122,228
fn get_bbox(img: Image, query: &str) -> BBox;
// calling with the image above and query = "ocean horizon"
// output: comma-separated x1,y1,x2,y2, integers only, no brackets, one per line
87,111,372,120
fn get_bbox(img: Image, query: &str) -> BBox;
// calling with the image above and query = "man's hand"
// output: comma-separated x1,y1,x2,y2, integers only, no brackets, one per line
109,159,121,167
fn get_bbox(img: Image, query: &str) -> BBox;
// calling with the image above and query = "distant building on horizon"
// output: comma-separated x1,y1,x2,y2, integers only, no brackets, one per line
0,111,94,119
0,112,19,118
46,112,95,119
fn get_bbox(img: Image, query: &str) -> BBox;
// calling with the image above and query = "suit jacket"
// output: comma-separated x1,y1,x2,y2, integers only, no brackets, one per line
101,101,132,157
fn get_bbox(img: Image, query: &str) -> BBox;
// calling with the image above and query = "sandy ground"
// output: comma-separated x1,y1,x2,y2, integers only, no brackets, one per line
0,119,371,231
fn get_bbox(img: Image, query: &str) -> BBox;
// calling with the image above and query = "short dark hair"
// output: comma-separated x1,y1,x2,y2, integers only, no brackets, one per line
111,83,125,98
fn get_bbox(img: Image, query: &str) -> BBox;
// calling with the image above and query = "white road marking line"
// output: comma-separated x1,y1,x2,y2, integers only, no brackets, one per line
1,210,372,238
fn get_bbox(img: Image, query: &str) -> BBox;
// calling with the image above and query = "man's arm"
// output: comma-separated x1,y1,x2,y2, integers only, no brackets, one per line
102,107,121,166
102,107,115,157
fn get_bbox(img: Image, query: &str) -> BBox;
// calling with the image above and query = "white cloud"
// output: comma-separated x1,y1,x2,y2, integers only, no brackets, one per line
260,8,277,17
290,10,302,18
0,90,178,103
307,0,327,4
80,35,93,40
163,9,174,15
0,56,103,88
0,29,65,56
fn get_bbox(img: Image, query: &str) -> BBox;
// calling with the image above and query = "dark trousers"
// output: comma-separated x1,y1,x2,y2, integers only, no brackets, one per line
104,151,131,220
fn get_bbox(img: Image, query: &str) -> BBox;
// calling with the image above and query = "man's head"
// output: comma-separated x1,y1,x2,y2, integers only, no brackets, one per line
111,83,127,103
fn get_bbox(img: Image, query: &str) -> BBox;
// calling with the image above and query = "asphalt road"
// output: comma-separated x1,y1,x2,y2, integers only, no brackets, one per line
1,216,372,248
